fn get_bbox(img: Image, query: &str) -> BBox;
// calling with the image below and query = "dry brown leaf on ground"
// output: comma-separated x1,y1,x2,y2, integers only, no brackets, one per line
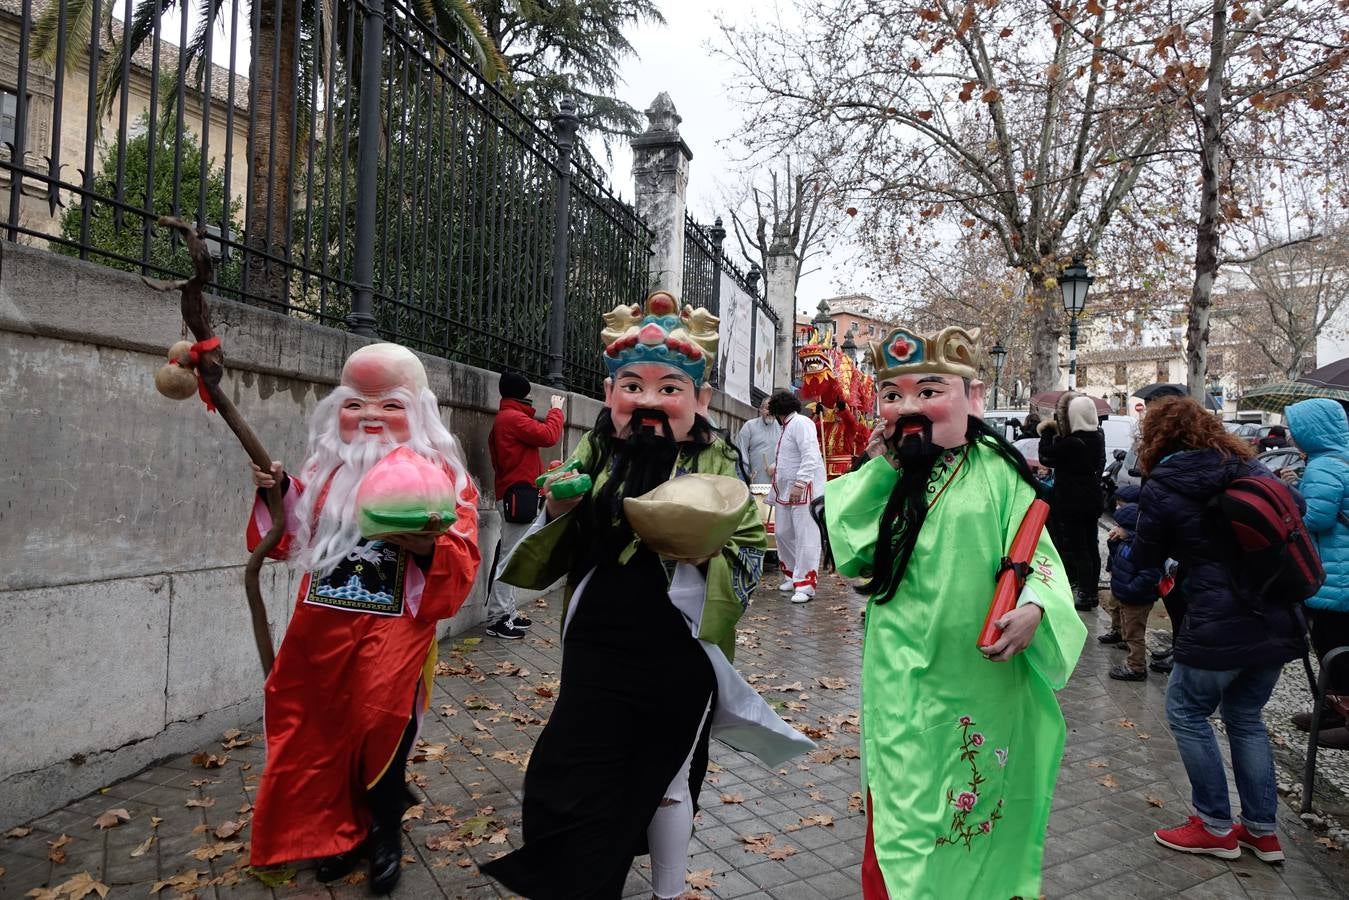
471,719,491,733
766,845,797,860
808,748,842,764
799,814,835,828
93,808,130,830
129,835,156,858
1097,774,1121,789
849,792,864,813
817,676,849,690
149,869,204,894
342,870,367,885
191,752,228,769
1317,836,1341,851
402,805,425,822
738,833,775,852
686,868,718,890
186,840,243,861
808,790,825,802
1145,795,1165,808
455,856,474,868
488,828,509,844
1137,732,1152,741
184,797,215,809
1116,718,1136,729
51,872,109,899
425,833,464,852
5,826,32,839
213,819,246,839
47,834,71,864
720,793,744,804
221,730,255,750
774,681,805,692
439,703,459,717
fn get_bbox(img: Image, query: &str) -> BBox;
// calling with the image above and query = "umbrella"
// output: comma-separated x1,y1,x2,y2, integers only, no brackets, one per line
1239,380,1349,414
1298,358,1349,389
1131,383,1188,402
1012,437,1040,466
1130,382,1223,411
1029,390,1111,416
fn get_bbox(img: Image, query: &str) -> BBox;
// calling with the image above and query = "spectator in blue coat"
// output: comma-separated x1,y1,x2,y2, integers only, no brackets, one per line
1284,398,1349,747
1102,487,1163,681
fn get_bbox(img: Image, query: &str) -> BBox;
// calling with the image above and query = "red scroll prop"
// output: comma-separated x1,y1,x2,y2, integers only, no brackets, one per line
977,498,1051,649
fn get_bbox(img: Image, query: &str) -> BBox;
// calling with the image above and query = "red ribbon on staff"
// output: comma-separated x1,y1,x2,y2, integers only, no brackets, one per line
187,336,222,412
977,498,1051,648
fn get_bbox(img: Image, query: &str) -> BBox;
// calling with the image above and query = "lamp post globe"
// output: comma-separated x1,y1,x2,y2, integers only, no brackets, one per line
990,340,1007,409
1059,257,1093,390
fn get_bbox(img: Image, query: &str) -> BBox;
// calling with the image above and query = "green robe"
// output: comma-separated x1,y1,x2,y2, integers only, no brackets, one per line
826,446,1086,899
500,433,765,660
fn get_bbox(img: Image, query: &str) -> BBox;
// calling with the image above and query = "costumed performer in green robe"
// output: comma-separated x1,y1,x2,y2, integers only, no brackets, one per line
479,290,813,900
823,324,1086,899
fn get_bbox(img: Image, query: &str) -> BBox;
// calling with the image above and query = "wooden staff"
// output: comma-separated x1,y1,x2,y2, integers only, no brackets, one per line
145,217,279,675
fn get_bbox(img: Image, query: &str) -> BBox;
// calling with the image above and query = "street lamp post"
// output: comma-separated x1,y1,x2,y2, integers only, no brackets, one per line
990,340,1007,409
1059,257,1094,390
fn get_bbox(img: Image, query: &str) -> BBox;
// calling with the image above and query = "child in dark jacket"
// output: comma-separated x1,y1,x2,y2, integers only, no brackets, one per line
1103,492,1163,680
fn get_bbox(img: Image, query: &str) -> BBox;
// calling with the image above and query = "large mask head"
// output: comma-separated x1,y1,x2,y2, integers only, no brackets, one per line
336,343,430,446
868,326,986,454
599,291,718,442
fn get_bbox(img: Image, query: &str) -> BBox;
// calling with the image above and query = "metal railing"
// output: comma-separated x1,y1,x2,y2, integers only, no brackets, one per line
0,0,651,396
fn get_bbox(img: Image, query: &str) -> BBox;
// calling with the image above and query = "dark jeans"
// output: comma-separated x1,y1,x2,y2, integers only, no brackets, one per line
1309,607,1349,694
1053,511,1102,598
1165,662,1281,835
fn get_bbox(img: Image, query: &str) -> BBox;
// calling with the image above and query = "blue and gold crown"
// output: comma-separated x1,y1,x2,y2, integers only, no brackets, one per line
600,291,720,387
868,325,981,381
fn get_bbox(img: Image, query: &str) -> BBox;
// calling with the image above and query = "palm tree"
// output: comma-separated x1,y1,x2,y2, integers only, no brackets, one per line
29,0,506,304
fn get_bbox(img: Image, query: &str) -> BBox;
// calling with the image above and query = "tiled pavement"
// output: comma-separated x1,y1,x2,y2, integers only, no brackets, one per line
4,574,1349,899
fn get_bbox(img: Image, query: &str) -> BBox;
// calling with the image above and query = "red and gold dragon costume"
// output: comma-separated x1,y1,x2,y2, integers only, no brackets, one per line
797,333,876,478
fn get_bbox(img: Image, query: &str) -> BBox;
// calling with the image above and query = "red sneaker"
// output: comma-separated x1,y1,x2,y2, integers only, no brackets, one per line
1233,824,1285,862
1154,816,1240,859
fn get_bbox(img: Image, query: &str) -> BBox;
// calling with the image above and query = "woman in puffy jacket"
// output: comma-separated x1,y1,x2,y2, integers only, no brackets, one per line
1284,398,1349,746
1038,393,1106,609
1130,396,1305,864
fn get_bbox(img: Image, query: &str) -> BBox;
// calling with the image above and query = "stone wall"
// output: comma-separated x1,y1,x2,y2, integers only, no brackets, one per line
0,241,754,828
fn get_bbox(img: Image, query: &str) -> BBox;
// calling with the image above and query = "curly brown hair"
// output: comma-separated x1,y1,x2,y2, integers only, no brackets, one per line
1135,396,1255,474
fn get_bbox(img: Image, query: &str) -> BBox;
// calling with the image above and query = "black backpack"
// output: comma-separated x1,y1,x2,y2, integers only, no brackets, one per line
1208,471,1325,604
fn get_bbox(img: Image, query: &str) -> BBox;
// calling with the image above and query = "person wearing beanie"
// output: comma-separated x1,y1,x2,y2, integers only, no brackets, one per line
487,372,565,639
1039,392,1106,610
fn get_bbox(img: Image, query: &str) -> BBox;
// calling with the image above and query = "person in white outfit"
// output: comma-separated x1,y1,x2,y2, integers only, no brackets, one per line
735,397,782,484
768,389,826,603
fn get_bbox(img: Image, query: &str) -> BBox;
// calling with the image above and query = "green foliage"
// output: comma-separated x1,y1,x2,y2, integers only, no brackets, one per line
476,0,665,138
57,117,242,293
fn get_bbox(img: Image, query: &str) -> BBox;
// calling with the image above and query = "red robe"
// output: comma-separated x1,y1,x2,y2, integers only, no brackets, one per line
245,470,480,866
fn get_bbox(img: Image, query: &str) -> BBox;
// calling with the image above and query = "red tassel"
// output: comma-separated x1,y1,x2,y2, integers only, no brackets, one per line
187,337,222,413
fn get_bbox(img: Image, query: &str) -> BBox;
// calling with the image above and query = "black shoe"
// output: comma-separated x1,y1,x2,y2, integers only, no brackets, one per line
315,844,364,883
1097,630,1125,645
1293,709,1346,732
1152,646,1174,662
485,617,525,640
1109,663,1147,681
1150,656,1174,674
368,823,402,895
1074,595,1100,611
510,613,533,629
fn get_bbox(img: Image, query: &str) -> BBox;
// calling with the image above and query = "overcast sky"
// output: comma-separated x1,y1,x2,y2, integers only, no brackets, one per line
590,0,861,318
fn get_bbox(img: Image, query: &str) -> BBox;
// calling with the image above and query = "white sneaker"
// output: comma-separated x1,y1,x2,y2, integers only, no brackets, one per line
791,591,812,604
778,579,795,592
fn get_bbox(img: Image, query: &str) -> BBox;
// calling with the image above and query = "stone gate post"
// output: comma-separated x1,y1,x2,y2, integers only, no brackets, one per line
630,93,692,296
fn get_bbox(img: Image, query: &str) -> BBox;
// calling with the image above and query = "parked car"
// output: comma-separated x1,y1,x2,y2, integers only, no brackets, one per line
1100,415,1140,460
1223,421,1261,445
983,409,1030,441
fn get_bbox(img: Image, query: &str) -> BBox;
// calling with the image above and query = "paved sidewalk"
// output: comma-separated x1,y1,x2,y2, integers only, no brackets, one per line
4,574,1349,899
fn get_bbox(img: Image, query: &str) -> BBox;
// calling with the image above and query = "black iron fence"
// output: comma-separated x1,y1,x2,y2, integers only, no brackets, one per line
0,0,651,396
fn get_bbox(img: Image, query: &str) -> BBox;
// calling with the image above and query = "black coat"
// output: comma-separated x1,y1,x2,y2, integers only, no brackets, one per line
1131,448,1307,671
1039,428,1105,519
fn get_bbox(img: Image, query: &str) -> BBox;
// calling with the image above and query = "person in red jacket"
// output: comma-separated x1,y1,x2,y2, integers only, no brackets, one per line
487,372,565,638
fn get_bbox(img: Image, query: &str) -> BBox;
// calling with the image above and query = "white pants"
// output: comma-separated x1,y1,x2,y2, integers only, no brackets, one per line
647,701,712,899
775,501,820,595
487,500,530,622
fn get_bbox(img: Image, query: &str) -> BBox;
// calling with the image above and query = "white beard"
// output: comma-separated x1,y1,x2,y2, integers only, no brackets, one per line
295,431,394,575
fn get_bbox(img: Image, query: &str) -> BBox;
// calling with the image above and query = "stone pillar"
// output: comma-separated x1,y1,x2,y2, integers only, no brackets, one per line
764,224,799,390
631,93,692,296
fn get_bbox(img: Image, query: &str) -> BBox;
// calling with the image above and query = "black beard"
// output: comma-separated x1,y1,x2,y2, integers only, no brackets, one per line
890,415,936,462
862,420,945,604
613,409,680,501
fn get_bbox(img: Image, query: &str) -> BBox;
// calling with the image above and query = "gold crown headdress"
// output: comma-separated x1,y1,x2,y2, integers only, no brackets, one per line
867,325,981,381
600,291,720,386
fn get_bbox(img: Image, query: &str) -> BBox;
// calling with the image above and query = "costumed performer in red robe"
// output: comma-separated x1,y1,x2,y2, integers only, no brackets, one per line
245,342,480,894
